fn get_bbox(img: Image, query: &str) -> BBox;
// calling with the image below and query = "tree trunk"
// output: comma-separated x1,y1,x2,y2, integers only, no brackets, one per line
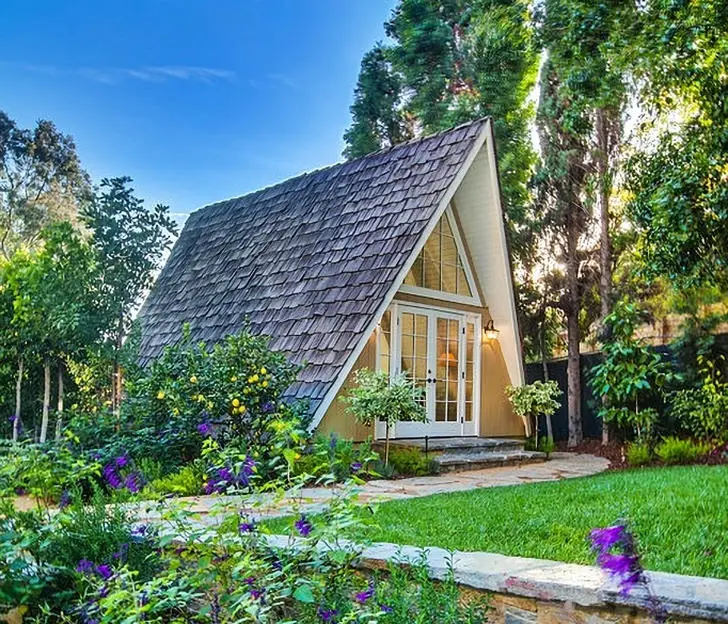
539,314,554,442
12,356,23,442
112,311,124,422
566,207,583,448
40,360,51,443
384,422,391,466
55,363,64,440
596,107,616,446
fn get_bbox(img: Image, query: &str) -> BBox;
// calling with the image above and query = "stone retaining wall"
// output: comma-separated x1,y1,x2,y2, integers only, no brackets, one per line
351,542,728,623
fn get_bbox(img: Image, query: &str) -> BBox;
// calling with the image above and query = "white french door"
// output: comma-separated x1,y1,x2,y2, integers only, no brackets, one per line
377,303,480,438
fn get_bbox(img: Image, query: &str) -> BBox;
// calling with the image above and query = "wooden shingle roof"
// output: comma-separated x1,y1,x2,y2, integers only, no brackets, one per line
138,118,489,415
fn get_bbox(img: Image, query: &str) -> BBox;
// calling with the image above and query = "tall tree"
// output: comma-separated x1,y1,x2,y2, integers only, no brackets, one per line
626,0,728,290
0,111,89,258
343,45,413,160
81,177,177,414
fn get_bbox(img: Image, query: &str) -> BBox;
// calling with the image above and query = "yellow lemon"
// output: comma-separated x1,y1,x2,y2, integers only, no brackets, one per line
197,394,205,403
239,405,246,413
230,375,238,382
261,380,268,388
206,402,214,410
157,390,165,400
232,398,240,408
260,366,267,375
190,375,198,384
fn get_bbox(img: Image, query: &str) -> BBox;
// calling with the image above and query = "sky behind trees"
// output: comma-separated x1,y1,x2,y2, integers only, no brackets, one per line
0,0,396,223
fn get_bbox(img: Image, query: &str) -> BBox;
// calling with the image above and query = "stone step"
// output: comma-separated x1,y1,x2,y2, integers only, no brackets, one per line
435,450,547,473
388,437,525,454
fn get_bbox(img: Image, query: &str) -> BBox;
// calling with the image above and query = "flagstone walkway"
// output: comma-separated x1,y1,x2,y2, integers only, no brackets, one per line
135,452,609,525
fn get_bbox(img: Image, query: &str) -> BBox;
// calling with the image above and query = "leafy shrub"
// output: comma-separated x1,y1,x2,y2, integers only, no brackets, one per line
506,380,561,441
626,442,652,467
537,436,556,458
386,446,438,476
670,355,728,440
67,326,310,478
0,486,159,614
294,434,380,482
144,462,204,497
0,437,99,503
342,369,427,465
655,437,710,465
590,299,676,442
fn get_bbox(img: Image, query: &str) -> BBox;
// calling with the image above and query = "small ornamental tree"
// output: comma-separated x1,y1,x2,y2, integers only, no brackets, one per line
590,299,676,442
506,380,562,448
342,369,426,465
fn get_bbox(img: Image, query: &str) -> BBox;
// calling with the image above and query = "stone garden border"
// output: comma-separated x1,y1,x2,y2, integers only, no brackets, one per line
265,536,728,623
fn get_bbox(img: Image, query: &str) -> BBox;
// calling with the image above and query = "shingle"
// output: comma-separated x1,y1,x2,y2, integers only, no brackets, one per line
138,118,488,413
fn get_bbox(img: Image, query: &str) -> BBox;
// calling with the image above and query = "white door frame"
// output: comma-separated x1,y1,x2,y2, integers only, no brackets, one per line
376,301,481,439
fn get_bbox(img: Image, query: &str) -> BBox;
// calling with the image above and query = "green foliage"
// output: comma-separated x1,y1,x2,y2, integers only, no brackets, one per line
343,369,427,465
670,356,728,441
537,436,556,458
294,434,380,483
143,462,204,497
0,110,89,258
590,299,676,441
386,446,438,477
626,442,652,467
76,326,308,474
0,486,159,612
343,44,412,159
625,0,728,290
343,369,427,429
654,437,710,466
375,555,491,623
0,437,99,503
506,380,561,420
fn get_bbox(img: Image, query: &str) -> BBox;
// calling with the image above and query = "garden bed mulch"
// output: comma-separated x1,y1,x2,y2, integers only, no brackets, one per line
557,438,728,470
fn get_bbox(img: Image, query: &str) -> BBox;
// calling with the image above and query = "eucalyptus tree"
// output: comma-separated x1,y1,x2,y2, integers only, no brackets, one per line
0,111,89,259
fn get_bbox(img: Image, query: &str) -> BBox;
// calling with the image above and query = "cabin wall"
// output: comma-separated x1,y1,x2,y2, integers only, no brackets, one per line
317,332,376,440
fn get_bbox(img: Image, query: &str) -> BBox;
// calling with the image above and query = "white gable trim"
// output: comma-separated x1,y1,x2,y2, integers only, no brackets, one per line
398,205,483,306
309,122,491,431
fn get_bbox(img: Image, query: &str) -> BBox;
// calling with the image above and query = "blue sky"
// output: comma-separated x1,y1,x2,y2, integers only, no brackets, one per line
0,1,395,223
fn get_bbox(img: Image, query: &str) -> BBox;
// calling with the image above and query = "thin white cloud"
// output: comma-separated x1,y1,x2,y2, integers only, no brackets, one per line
0,61,235,85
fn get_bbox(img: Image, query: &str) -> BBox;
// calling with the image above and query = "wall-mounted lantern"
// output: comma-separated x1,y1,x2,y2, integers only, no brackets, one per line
483,319,499,341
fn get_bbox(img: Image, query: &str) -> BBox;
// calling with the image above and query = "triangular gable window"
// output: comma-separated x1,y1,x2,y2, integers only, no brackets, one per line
401,206,480,304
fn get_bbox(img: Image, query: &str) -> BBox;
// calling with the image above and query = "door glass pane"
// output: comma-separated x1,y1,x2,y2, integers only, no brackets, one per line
400,313,428,396
435,315,460,426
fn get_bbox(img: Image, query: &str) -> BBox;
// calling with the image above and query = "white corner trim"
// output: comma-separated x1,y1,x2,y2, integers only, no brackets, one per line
309,123,491,431
484,121,525,385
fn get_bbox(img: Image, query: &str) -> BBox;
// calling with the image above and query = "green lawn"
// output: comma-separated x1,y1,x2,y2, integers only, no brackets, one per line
272,465,728,579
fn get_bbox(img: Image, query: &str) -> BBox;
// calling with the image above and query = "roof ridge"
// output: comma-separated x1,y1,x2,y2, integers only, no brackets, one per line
191,117,491,216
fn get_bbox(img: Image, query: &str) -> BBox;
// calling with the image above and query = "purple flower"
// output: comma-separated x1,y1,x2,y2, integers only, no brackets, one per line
590,525,627,554
379,603,393,613
131,524,148,537
197,421,213,437
261,401,275,413
295,514,313,537
350,462,363,473
95,564,113,580
124,472,141,493
243,576,256,585
250,587,265,600
355,580,375,604
239,521,256,534
317,607,338,623
59,490,72,509
112,543,129,561
76,559,95,574
14,487,26,496
98,584,110,599
115,454,130,468
329,434,338,450
102,464,123,489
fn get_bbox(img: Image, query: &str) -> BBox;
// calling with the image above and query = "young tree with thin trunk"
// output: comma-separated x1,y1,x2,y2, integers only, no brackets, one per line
81,178,177,415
